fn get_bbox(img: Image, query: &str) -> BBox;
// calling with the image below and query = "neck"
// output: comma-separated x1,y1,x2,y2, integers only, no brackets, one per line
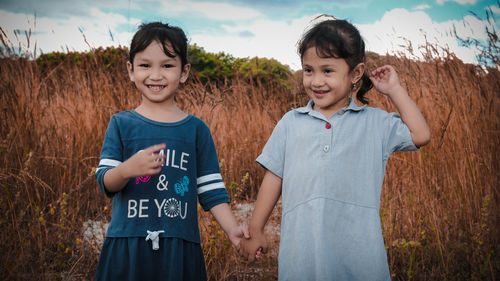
314,97,351,119
135,103,187,123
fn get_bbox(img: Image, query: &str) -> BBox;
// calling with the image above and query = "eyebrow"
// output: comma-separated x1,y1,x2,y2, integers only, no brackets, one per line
134,56,177,63
302,63,337,69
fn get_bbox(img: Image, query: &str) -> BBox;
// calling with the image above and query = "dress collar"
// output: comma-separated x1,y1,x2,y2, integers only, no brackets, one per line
296,98,366,115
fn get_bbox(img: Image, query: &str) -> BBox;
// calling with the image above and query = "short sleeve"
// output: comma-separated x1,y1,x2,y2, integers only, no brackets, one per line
382,112,418,160
95,115,123,198
256,116,287,178
195,122,230,211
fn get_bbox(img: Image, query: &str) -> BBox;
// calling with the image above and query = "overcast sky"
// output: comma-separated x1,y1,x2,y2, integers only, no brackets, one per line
0,0,498,70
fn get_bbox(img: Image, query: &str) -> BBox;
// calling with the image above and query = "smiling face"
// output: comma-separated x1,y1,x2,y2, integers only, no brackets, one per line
302,46,364,118
127,40,190,107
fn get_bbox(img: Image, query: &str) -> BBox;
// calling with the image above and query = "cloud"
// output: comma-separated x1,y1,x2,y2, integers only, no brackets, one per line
0,3,491,71
161,1,261,21
358,8,486,65
0,0,129,19
0,9,137,55
191,9,490,70
413,4,431,10
238,30,255,37
436,0,477,5
191,15,313,70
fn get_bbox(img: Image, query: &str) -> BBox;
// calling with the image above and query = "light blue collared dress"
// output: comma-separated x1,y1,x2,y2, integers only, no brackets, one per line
256,98,418,281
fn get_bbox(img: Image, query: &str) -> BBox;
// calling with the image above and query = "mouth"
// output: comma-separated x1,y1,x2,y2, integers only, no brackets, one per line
312,90,328,98
147,85,166,92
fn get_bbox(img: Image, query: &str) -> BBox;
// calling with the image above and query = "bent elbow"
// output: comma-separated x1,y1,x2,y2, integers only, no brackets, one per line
413,130,431,148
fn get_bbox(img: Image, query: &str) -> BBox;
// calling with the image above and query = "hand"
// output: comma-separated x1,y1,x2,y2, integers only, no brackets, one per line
228,224,250,247
239,230,268,262
119,143,166,179
369,65,404,96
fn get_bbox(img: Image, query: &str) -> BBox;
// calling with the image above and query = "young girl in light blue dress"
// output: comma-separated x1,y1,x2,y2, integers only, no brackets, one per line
94,22,248,281
239,17,431,280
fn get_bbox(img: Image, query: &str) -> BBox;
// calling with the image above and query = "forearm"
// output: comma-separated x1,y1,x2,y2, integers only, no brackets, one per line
103,165,131,193
101,143,166,193
249,170,282,233
210,202,239,235
388,86,431,147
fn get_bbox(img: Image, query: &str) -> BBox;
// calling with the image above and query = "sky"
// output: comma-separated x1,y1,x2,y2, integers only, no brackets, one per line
0,0,498,70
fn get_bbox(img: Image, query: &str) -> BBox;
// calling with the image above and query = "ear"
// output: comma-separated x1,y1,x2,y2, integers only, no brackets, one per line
180,63,191,83
351,63,365,84
126,61,135,82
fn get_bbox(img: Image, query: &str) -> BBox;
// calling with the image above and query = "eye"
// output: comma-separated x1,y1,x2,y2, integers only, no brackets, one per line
324,69,333,74
138,63,149,68
303,68,312,74
163,64,175,68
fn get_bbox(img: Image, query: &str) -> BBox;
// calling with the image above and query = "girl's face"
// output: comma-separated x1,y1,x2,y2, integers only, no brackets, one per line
127,40,190,107
302,47,363,118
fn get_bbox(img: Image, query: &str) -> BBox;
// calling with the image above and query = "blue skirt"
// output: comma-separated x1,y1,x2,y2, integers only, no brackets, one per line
95,237,207,281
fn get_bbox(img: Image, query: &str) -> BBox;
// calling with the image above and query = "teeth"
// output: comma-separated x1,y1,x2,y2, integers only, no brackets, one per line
148,85,165,91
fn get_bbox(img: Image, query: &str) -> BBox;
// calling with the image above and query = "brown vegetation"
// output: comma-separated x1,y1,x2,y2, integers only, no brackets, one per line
0,44,498,280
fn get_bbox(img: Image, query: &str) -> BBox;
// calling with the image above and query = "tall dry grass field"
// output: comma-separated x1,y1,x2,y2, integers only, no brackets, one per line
0,43,498,280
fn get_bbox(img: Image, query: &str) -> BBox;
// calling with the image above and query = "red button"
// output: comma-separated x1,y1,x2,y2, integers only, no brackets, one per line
325,123,331,129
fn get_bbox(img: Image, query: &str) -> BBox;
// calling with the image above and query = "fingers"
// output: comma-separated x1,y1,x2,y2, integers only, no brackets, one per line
370,65,397,78
132,144,166,175
370,67,387,79
237,238,266,262
243,228,250,239
254,247,262,260
147,143,166,165
247,252,256,262
260,242,269,254
145,143,166,153
238,246,251,261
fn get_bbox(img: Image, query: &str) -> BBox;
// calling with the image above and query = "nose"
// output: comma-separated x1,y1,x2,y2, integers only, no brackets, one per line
311,73,324,87
149,67,162,80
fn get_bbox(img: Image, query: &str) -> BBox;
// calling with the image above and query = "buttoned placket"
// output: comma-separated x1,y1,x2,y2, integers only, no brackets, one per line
322,126,332,154
322,109,347,155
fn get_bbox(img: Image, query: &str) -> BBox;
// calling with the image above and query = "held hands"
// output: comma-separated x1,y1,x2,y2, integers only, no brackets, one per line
238,230,267,262
369,65,405,96
226,224,264,261
227,224,250,247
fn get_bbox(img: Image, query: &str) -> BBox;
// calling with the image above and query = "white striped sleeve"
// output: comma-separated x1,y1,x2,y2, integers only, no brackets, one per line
96,158,122,173
197,173,225,194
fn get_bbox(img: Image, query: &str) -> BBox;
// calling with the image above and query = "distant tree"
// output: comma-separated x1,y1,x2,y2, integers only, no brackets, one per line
237,57,292,87
35,46,128,75
188,44,236,82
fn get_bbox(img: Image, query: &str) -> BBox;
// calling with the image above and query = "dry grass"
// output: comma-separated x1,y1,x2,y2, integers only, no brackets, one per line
0,43,498,280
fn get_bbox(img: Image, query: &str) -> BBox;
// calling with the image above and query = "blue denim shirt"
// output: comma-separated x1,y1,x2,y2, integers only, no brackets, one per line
257,98,418,281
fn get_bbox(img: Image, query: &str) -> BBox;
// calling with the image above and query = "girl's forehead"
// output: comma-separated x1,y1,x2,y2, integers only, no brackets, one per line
308,45,340,58
151,40,175,53
135,40,178,60
302,47,348,68
303,47,338,61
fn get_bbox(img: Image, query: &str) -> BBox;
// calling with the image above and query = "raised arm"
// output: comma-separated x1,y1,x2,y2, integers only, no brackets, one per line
103,143,166,193
369,65,431,147
239,170,282,261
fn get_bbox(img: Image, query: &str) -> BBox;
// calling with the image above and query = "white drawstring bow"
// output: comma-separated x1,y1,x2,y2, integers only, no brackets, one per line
145,230,165,250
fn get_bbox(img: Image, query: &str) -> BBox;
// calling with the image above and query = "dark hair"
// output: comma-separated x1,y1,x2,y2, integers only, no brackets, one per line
129,22,189,68
298,19,372,104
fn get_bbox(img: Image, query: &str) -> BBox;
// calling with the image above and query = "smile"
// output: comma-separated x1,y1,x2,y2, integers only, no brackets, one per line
313,90,328,98
147,85,166,91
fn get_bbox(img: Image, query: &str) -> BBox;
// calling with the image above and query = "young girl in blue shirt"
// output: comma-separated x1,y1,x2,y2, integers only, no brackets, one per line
94,22,248,281
239,17,431,280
